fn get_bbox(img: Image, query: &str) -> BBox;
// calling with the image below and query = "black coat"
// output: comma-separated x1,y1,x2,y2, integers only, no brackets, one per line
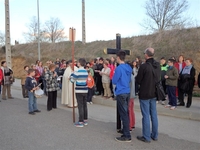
178,66,195,93
136,58,161,100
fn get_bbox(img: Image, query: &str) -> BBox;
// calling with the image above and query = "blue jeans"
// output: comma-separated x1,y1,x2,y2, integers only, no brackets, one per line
116,93,131,138
139,98,158,141
28,91,38,112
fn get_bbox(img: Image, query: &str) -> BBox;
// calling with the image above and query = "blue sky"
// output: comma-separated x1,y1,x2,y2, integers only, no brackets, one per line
0,0,199,44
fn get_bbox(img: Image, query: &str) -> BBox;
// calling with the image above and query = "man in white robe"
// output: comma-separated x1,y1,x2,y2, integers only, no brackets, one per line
61,61,77,107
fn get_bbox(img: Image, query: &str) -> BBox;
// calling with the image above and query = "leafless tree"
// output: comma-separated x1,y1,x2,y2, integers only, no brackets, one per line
142,0,189,31
44,17,67,43
0,31,5,46
23,16,46,43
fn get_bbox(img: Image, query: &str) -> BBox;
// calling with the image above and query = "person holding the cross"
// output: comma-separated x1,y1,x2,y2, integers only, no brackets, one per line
112,50,132,142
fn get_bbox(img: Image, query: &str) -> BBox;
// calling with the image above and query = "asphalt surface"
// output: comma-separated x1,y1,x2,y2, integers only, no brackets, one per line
0,80,199,150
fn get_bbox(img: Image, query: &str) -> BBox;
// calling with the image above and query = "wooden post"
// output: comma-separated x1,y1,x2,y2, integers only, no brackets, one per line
69,27,76,123
116,34,121,131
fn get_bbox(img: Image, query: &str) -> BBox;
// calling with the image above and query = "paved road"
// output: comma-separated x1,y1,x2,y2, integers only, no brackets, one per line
0,87,200,150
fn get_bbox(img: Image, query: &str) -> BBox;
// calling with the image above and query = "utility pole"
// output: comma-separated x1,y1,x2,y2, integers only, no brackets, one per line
82,0,86,44
37,0,41,60
5,0,12,68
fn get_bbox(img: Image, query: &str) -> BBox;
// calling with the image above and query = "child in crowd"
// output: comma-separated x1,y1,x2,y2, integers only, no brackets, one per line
164,59,179,110
25,69,41,115
86,70,95,104
70,58,88,127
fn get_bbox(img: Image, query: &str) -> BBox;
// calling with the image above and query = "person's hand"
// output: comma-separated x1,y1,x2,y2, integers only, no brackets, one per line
164,75,168,79
54,72,57,77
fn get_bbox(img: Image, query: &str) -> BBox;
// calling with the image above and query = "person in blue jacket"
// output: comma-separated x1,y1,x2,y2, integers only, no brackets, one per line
25,69,41,115
112,50,132,142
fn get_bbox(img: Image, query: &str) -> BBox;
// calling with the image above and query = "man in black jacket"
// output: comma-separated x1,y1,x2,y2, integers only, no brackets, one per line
136,48,161,143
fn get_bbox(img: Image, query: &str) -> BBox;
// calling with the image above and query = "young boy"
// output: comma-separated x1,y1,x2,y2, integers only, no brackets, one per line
112,50,132,142
86,70,95,104
164,59,179,110
25,69,41,115
70,58,88,127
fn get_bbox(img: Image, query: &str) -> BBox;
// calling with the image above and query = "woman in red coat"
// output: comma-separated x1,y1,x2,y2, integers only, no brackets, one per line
174,55,186,97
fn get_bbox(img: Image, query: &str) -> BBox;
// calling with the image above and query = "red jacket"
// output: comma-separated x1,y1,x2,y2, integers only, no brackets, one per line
174,62,186,73
0,69,3,85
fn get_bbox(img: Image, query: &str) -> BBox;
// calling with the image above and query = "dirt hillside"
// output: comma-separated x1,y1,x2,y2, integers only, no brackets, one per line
0,27,200,80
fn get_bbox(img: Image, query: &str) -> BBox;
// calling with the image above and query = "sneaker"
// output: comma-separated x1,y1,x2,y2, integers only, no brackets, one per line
74,122,84,127
90,102,93,104
164,104,171,108
34,110,41,113
170,106,176,110
156,101,159,104
83,120,88,126
117,129,123,134
87,102,90,105
137,136,151,143
161,101,165,105
93,96,96,98
115,136,131,142
29,112,35,115
151,137,158,141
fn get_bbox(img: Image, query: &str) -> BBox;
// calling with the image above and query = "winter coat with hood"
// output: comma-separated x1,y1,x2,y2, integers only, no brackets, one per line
136,58,161,100
112,63,132,95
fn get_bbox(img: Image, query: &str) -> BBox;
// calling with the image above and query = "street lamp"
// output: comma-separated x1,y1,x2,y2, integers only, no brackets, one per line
37,0,40,60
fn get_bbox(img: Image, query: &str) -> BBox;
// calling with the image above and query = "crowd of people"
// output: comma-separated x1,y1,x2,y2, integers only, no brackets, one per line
0,48,198,143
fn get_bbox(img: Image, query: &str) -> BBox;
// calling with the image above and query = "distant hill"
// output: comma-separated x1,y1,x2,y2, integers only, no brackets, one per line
0,27,200,79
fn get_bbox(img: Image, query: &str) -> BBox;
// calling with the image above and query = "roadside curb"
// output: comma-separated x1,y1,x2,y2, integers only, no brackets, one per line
11,85,200,121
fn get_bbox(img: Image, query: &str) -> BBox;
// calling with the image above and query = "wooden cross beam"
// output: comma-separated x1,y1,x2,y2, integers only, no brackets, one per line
104,48,131,55
104,33,131,55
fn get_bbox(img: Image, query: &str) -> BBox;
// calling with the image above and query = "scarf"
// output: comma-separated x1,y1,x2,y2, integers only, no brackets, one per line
182,65,192,74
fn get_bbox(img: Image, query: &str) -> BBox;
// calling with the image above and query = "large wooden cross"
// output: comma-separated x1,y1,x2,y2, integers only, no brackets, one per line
104,34,131,131
104,33,131,55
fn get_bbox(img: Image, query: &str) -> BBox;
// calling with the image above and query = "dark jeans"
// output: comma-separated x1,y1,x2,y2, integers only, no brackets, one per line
47,91,57,110
76,93,88,122
0,85,1,94
96,76,103,95
167,86,176,106
87,88,94,102
116,93,131,138
178,88,193,107
22,85,28,98
110,80,114,97
135,82,139,94
162,80,167,101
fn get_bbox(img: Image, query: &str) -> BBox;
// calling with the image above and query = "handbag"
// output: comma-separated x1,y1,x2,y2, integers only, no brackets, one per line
148,63,166,100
